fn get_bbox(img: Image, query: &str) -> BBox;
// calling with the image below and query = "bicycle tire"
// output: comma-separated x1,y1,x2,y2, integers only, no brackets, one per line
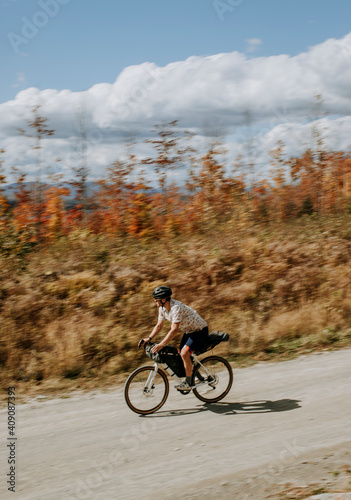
124,365,169,415
192,355,233,403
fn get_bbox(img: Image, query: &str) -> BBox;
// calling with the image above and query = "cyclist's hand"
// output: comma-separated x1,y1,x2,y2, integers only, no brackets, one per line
151,343,163,354
138,337,150,349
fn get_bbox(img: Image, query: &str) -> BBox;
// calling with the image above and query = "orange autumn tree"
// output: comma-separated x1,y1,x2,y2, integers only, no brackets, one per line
94,151,137,236
319,151,351,214
186,138,244,230
143,121,190,236
268,141,297,221
333,152,351,211
126,170,154,238
0,149,10,228
69,101,92,228
18,105,54,241
43,185,70,240
10,169,36,238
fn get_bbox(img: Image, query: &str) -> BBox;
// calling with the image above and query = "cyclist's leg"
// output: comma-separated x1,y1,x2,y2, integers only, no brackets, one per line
179,327,209,378
179,345,193,377
178,333,191,376
180,328,208,354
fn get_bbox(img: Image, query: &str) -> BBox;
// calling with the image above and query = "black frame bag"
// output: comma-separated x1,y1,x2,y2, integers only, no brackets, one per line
145,344,186,377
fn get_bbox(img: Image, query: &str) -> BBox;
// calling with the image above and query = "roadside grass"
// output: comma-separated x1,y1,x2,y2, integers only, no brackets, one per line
2,215,351,398
268,462,351,499
274,485,328,499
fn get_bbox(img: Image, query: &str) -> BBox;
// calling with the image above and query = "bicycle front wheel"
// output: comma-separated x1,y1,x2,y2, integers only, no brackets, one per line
124,365,169,415
192,356,233,403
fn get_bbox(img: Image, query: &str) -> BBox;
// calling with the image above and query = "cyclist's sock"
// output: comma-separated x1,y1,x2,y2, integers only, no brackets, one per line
186,376,192,386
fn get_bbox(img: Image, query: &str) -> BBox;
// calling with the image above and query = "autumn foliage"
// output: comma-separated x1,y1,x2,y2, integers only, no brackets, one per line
1,109,351,243
2,110,351,389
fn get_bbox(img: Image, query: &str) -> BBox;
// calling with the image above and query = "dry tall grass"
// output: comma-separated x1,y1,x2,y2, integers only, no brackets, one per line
1,215,351,389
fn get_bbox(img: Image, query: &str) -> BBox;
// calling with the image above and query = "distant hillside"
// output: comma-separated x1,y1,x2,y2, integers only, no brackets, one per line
2,182,97,204
2,181,165,205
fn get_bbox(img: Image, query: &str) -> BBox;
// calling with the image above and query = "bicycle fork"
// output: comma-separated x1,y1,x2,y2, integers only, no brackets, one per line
144,363,159,394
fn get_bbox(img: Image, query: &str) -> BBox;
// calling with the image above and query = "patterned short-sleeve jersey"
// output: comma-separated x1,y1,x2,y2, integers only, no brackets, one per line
158,299,207,333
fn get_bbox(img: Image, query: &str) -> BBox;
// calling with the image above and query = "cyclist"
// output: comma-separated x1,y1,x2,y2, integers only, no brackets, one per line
138,286,209,391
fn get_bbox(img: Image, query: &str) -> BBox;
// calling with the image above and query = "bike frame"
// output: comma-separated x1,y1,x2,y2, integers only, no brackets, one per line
144,352,214,391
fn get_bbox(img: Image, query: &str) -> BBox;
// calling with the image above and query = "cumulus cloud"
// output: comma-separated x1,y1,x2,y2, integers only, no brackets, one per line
2,32,351,182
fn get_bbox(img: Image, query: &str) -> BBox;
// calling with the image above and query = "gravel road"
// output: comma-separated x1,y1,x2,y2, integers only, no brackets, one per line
1,348,351,499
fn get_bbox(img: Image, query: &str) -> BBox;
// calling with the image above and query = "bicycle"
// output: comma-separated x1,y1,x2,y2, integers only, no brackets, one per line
124,331,233,415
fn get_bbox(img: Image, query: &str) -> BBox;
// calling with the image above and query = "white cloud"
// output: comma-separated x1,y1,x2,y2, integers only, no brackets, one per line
2,32,351,183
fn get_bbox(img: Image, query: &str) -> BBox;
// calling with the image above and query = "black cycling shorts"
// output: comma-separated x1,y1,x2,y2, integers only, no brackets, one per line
179,326,209,354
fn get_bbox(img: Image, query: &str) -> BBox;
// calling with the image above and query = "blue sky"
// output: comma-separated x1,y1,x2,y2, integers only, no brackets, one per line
2,0,351,103
1,0,351,183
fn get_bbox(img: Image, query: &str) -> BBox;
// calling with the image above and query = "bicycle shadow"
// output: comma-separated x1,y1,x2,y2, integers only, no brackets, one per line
204,399,301,415
146,399,301,418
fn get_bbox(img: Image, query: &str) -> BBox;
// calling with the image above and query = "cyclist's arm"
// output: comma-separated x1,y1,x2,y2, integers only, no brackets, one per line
138,319,164,346
152,322,180,353
149,319,164,340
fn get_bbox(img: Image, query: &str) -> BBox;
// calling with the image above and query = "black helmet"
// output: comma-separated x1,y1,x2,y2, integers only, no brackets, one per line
152,286,172,300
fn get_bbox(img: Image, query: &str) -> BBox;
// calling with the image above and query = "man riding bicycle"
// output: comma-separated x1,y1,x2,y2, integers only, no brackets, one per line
138,286,209,391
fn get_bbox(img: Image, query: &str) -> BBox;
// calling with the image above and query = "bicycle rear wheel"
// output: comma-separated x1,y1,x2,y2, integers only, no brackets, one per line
192,356,233,403
124,365,169,415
